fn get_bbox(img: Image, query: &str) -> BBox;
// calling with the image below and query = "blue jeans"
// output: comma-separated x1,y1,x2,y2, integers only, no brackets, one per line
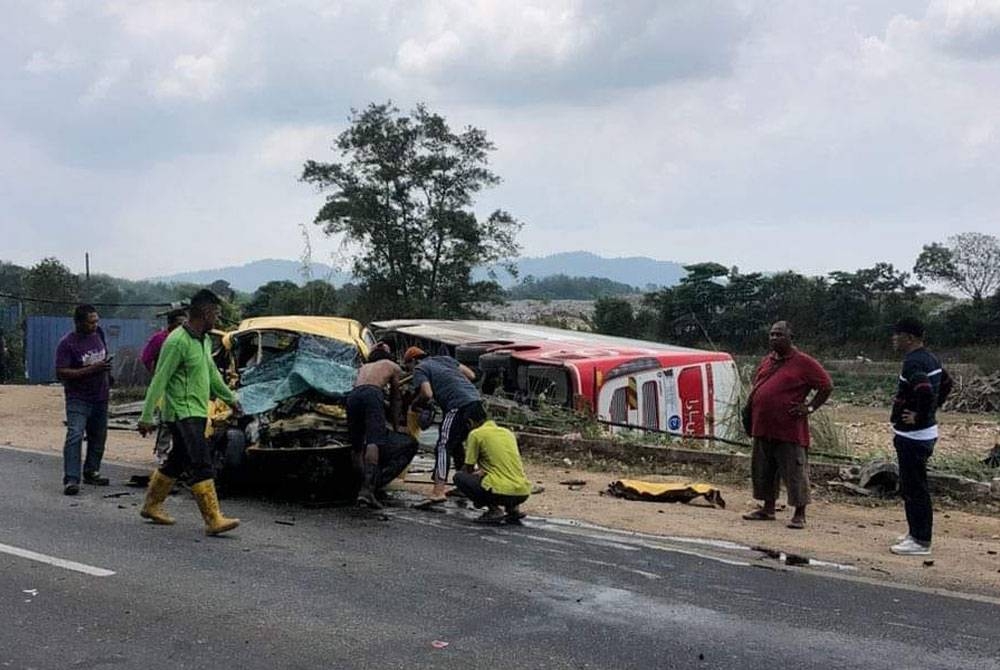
63,399,108,485
894,434,936,545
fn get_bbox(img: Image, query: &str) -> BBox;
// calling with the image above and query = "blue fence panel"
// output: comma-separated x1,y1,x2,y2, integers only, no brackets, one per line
26,316,158,383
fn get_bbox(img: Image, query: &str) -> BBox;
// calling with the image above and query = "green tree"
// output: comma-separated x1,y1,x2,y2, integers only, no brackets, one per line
24,258,78,316
592,297,636,337
301,102,522,318
915,232,1000,301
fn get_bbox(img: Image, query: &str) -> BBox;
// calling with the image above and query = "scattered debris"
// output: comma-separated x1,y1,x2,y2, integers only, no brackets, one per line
22,589,37,596
274,519,296,526
431,640,449,649
102,491,132,498
562,458,573,467
125,475,150,489
607,480,725,508
559,479,588,486
943,373,1000,413
923,560,935,567
784,553,810,567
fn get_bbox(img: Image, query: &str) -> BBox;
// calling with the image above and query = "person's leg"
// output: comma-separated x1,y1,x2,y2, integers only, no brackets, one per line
744,438,778,520
82,400,109,484
447,403,477,475
431,408,459,499
62,399,89,491
159,422,191,481
894,436,934,546
357,443,382,508
177,418,239,536
501,494,529,523
777,442,810,528
453,471,490,508
376,432,419,489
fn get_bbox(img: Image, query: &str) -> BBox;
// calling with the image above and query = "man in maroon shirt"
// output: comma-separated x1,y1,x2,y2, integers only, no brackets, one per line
742,321,832,529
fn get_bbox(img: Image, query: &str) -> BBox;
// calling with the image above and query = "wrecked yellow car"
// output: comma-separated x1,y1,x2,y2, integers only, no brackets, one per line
212,316,375,481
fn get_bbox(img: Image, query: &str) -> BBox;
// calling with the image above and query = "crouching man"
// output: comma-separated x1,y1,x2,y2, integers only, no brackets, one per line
136,289,240,536
453,405,531,525
346,348,418,508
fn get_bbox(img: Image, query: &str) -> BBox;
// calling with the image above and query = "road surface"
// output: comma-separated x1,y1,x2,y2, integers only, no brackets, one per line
2,446,998,669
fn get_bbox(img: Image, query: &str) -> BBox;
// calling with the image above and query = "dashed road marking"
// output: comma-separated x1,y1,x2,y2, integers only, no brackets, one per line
0,542,115,577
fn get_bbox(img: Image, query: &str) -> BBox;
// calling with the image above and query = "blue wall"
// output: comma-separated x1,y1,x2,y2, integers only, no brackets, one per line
26,316,158,383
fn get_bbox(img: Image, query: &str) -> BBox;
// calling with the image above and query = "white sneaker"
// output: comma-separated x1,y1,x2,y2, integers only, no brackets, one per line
896,533,912,542
890,538,931,556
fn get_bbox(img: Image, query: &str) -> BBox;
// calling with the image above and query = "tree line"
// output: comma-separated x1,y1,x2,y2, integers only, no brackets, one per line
592,232,1000,360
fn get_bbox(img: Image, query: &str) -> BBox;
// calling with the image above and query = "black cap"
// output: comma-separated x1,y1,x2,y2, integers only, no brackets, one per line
893,317,924,338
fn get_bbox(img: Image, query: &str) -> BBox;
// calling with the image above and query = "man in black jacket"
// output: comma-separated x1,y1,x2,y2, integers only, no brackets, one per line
889,317,943,556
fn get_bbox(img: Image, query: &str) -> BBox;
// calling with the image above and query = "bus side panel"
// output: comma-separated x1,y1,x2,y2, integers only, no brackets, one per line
677,366,706,436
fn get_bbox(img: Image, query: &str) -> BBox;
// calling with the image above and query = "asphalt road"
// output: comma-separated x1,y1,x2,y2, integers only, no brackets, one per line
2,446,999,670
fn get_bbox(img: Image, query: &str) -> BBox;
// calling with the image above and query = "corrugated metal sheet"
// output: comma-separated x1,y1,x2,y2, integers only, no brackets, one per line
0,304,20,331
26,316,158,383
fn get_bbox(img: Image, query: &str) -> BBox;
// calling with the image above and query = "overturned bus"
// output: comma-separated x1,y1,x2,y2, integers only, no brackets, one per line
371,320,741,442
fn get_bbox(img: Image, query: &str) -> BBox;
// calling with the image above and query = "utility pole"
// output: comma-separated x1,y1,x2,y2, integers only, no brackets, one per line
85,252,90,281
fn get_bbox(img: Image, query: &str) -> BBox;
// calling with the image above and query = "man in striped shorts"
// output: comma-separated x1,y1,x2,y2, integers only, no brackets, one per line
404,346,481,502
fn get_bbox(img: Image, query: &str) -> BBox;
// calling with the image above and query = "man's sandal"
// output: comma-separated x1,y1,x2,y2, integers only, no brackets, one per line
742,510,776,521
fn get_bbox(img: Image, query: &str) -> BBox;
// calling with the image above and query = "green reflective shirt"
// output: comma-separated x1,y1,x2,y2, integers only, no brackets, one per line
140,325,235,424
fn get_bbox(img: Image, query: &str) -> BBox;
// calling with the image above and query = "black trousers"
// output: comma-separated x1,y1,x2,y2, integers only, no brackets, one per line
894,434,936,545
346,385,389,453
453,471,528,510
161,417,215,484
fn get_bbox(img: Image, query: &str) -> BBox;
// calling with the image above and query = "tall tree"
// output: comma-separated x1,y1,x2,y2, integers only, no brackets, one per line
301,102,522,318
24,258,78,316
915,232,1000,301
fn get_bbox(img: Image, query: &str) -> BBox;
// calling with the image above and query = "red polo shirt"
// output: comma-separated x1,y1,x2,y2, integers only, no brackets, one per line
750,348,832,448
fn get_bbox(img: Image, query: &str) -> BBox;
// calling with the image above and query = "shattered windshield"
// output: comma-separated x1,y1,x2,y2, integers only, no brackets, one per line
236,334,360,415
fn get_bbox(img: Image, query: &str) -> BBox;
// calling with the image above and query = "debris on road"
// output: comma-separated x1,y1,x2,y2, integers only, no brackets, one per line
274,519,296,526
431,640,450,649
559,479,587,486
607,480,726,508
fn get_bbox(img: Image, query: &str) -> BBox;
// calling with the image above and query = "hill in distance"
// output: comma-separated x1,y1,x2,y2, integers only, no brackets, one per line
148,252,687,294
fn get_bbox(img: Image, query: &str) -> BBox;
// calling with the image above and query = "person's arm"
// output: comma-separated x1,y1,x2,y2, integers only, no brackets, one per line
207,342,236,406
464,428,481,474
791,358,833,416
387,364,402,428
409,367,433,410
139,338,183,430
458,363,476,382
902,362,935,425
55,340,110,381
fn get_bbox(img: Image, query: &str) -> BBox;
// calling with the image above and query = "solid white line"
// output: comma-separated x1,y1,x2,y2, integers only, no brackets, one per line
0,542,116,577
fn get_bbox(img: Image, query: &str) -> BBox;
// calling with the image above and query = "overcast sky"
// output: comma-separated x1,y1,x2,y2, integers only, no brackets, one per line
2,0,998,281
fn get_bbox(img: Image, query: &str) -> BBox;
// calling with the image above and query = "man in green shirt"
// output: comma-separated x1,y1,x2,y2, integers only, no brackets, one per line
453,404,531,525
137,290,240,536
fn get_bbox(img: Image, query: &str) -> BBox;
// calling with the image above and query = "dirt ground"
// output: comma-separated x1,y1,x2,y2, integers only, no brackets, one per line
3,385,1000,598
828,403,999,460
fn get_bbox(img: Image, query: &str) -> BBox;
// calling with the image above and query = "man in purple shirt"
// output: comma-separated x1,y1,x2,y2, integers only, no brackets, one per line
140,308,187,373
55,304,112,495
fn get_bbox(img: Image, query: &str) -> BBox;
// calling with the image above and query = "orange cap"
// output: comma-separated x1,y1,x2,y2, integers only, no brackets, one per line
403,346,426,363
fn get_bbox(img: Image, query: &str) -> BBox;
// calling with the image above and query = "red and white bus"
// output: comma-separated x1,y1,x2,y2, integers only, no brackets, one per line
371,320,740,441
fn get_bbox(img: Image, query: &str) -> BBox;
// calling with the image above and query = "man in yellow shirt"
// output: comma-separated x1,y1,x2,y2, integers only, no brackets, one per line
453,404,531,525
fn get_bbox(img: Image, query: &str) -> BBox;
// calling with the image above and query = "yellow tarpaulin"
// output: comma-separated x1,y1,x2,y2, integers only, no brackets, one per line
607,479,726,508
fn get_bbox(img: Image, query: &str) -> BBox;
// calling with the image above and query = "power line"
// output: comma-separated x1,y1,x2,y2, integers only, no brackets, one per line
0,291,178,308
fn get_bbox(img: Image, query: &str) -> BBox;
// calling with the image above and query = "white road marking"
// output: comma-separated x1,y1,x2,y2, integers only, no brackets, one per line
0,542,115,577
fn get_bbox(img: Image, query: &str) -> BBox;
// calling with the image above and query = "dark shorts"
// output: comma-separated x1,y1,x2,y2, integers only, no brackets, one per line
751,437,810,507
161,417,215,484
347,385,389,453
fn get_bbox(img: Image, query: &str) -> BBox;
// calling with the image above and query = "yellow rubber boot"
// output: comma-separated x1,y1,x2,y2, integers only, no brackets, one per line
140,470,176,525
190,479,240,536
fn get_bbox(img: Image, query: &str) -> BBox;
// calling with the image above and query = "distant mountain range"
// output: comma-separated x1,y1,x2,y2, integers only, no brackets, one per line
146,252,687,293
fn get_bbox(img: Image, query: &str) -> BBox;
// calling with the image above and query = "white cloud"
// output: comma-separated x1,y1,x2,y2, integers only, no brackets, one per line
24,47,80,73
80,58,131,104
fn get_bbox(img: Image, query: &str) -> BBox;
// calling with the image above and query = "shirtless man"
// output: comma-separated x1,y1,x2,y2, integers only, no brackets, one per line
346,348,416,507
